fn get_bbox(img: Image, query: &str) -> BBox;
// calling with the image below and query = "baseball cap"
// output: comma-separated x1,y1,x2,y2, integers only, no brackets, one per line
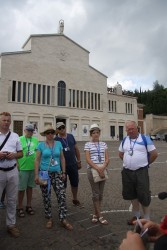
25,123,34,131
56,122,65,129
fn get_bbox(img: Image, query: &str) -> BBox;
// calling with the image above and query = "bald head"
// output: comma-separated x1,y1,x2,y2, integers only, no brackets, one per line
125,121,138,139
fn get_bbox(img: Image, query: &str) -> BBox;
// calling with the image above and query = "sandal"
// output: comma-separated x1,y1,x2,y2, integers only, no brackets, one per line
26,206,35,215
61,220,73,231
46,219,53,229
17,208,25,218
98,216,108,225
92,215,98,223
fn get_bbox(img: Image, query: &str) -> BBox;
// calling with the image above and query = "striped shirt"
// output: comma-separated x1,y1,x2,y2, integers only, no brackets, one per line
84,141,108,168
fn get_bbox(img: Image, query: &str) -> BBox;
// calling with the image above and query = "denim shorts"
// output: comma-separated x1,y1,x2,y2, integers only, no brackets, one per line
121,167,151,207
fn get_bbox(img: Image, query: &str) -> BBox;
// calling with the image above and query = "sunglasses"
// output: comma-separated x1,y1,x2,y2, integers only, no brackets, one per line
45,130,55,135
58,126,65,130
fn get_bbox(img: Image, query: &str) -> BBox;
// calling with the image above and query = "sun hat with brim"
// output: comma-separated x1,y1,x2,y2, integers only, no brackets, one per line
89,123,100,132
40,125,56,136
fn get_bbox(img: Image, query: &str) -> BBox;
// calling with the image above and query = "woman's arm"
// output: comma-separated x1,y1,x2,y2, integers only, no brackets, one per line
34,150,41,184
103,148,109,168
60,150,66,173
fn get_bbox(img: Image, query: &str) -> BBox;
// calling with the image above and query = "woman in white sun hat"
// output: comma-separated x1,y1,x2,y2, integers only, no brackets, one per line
84,124,110,225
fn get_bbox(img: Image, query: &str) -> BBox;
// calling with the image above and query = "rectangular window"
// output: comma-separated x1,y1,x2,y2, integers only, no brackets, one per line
42,85,46,104
28,83,32,103
47,86,50,105
95,93,97,110
91,92,94,109
17,81,21,102
80,91,83,108
69,89,71,107
88,92,90,109
33,84,36,103
110,126,115,137
38,84,41,104
13,120,23,137
125,103,127,113
23,82,26,103
73,90,75,107
98,94,100,110
12,81,16,102
108,100,111,111
77,90,79,108
51,86,54,106
84,91,87,109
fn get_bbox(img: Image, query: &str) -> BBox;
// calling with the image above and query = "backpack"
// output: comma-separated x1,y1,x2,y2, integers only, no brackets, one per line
122,134,150,166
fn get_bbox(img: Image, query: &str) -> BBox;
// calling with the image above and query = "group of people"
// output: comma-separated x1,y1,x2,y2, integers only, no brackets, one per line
0,112,83,237
0,112,166,249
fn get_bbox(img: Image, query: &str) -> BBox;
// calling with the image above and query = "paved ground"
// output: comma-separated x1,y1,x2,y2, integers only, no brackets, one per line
0,141,167,250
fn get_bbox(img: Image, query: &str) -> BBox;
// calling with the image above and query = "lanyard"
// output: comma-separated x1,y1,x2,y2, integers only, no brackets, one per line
129,137,137,151
46,142,55,159
26,138,32,153
62,137,69,148
94,142,101,162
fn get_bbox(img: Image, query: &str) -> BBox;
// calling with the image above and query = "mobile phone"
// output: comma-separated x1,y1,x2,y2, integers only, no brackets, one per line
134,218,149,249
134,217,143,234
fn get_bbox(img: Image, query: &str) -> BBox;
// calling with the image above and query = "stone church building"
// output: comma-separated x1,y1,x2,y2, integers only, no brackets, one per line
0,22,138,141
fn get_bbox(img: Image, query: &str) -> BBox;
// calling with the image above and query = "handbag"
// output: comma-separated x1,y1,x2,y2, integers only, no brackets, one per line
91,164,108,183
38,155,51,188
38,170,49,186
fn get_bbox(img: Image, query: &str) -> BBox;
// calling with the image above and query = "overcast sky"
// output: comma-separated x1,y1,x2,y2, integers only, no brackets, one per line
0,0,166,91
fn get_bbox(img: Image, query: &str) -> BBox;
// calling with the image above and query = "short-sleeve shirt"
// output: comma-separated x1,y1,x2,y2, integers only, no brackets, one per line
119,134,156,170
84,141,108,168
0,131,22,168
18,136,38,170
37,141,63,172
55,133,77,166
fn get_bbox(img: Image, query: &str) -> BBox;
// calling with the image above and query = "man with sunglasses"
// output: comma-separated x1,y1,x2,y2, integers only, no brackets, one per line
55,122,83,207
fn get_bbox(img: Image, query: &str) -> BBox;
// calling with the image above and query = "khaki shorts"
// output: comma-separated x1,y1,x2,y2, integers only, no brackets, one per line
121,167,151,207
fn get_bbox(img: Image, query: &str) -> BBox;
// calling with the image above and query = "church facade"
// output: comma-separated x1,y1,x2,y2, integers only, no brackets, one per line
0,29,138,141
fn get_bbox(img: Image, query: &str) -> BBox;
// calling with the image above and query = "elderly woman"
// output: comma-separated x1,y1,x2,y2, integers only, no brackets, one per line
84,124,109,224
35,125,73,230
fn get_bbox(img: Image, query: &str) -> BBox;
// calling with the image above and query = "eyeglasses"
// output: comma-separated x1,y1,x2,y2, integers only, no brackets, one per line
58,126,65,130
45,131,55,135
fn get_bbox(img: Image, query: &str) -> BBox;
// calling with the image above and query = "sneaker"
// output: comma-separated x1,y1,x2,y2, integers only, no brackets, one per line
7,226,20,237
72,200,84,208
0,201,5,209
127,216,142,225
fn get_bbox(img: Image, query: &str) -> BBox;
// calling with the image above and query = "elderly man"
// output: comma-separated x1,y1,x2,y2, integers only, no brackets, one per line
119,121,158,225
0,112,23,237
17,124,38,217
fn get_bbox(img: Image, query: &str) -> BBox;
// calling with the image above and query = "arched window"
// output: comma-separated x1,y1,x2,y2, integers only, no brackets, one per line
57,81,66,106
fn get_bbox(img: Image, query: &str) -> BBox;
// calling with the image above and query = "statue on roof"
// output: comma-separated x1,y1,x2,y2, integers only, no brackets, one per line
58,19,64,34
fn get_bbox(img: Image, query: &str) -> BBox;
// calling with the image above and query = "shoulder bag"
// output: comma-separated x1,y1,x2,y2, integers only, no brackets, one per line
91,164,108,183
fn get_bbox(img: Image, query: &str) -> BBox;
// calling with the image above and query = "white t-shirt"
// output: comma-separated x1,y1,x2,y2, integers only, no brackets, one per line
0,131,22,168
119,134,155,170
